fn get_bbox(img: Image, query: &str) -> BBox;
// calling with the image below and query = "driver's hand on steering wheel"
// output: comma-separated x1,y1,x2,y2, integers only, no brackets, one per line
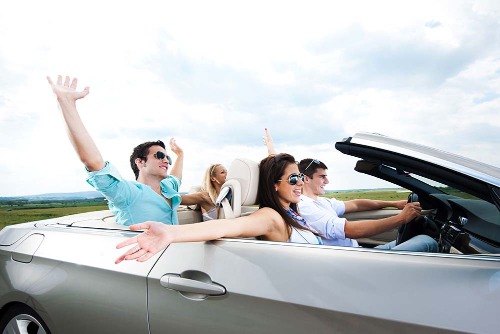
400,202,422,224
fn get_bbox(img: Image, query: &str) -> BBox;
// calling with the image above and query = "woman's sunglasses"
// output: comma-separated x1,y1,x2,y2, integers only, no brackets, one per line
277,173,305,185
153,151,172,165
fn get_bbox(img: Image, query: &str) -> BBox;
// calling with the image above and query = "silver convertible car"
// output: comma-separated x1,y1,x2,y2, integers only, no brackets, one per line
0,132,499,334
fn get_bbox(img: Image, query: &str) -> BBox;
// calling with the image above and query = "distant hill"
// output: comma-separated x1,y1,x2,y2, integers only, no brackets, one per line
0,191,104,202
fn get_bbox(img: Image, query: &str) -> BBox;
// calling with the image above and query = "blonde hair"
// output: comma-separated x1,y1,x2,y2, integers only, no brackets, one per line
201,163,222,204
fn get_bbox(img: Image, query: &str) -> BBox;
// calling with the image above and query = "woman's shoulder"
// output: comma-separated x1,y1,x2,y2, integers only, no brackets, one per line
249,207,288,241
251,207,285,227
253,206,280,217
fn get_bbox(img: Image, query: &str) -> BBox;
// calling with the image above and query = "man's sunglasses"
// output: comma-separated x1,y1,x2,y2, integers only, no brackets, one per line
277,173,305,185
304,159,321,172
153,151,172,165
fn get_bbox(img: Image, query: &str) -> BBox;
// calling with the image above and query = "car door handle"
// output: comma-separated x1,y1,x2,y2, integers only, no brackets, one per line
160,274,226,296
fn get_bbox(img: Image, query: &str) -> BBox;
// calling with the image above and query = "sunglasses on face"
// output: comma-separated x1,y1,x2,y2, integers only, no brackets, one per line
153,151,172,165
277,173,305,185
304,159,321,172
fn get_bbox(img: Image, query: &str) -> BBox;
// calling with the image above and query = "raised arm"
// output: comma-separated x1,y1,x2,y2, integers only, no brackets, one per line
168,138,184,180
47,75,105,171
263,128,277,155
115,207,285,263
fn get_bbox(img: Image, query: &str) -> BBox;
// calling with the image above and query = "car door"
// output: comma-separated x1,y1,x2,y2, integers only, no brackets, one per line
147,238,500,334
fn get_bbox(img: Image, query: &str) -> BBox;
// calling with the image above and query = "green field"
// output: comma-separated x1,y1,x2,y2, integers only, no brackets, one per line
0,199,108,230
0,189,410,230
323,189,410,201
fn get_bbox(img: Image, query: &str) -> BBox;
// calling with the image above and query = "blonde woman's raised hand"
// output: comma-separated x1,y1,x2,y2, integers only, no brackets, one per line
263,127,276,155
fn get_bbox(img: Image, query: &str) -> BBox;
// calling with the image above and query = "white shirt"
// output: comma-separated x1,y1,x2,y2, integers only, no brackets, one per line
298,195,359,247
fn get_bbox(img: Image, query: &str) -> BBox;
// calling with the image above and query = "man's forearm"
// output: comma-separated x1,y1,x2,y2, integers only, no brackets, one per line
344,215,404,239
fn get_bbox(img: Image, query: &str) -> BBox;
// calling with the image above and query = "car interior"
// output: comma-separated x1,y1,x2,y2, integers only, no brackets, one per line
66,150,499,256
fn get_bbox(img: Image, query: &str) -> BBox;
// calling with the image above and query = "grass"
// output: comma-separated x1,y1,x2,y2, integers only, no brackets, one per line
323,189,410,201
0,201,108,230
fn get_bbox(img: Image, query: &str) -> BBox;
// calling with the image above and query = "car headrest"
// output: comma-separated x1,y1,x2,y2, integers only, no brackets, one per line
216,158,259,218
226,158,259,206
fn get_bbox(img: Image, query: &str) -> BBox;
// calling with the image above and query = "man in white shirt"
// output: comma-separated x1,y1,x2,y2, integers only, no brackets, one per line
297,159,437,251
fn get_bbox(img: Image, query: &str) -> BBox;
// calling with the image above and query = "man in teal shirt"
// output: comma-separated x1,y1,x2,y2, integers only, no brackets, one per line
48,75,182,225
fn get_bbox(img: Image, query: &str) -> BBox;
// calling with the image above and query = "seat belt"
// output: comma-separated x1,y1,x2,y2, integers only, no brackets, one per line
220,198,235,219
215,187,234,219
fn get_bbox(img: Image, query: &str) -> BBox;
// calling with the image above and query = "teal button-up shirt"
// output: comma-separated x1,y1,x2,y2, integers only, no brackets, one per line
86,162,181,226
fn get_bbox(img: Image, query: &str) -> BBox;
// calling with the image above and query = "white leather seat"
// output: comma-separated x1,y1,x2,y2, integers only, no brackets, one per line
216,158,259,219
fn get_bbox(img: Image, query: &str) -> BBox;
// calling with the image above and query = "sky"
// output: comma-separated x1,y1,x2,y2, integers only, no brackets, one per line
0,0,499,197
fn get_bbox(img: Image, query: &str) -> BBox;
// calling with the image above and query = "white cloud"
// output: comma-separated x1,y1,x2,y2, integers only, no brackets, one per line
0,0,499,196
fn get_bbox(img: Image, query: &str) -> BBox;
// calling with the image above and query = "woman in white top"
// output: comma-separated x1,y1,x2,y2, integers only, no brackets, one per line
200,163,227,220
180,163,227,221
116,153,323,264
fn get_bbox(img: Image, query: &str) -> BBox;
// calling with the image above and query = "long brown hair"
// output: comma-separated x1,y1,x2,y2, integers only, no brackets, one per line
258,153,315,236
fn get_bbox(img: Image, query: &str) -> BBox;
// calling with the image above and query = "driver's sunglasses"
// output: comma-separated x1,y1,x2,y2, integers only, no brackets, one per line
277,173,305,185
153,151,172,165
304,159,321,172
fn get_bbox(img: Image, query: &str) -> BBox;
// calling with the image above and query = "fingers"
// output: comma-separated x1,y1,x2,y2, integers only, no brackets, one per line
264,128,272,140
115,247,154,264
137,252,154,262
48,75,86,91
116,237,137,249
115,245,141,264
129,222,150,231
115,255,126,264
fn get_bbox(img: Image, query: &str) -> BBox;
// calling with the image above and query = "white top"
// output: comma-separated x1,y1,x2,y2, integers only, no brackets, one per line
297,195,359,247
202,206,217,221
288,226,321,244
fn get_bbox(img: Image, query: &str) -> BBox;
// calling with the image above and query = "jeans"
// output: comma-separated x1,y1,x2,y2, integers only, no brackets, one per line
375,234,438,252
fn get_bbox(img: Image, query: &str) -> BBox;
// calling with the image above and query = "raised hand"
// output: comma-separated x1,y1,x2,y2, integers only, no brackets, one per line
263,127,276,155
169,138,183,157
47,75,90,103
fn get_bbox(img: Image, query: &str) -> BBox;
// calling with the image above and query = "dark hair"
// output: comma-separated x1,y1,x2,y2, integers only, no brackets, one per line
258,153,315,237
129,140,166,179
298,158,328,178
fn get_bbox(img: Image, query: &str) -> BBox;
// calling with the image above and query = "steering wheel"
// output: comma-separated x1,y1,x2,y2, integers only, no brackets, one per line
396,192,424,245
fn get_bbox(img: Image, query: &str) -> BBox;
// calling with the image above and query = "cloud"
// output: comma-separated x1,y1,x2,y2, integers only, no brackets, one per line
0,0,499,196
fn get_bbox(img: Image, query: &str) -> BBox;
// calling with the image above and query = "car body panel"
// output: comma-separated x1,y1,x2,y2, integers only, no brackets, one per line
148,239,499,334
0,223,155,334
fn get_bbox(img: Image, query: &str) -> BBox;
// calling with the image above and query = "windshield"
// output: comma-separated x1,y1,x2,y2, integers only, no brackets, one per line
411,174,481,200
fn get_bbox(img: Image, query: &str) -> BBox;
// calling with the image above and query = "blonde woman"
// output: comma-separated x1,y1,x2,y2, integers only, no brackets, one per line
180,163,227,221
200,163,228,220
